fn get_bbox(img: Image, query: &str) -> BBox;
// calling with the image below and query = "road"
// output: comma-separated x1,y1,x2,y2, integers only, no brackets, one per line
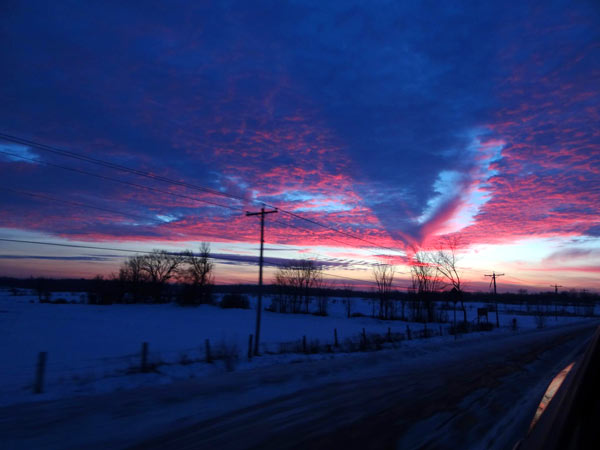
129,322,596,450
1,321,596,450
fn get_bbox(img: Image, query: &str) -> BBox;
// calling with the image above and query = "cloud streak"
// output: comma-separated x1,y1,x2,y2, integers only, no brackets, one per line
0,0,598,284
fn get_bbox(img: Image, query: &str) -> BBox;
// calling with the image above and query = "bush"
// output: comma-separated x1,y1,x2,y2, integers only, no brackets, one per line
449,320,472,334
473,321,494,332
220,294,250,309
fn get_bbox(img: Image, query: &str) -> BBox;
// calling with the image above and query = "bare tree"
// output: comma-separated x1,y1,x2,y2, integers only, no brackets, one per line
140,249,185,302
118,254,148,302
433,236,467,323
341,283,354,318
314,277,329,316
411,252,444,293
373,264,395,319
410,252,443,322
394,289,407,320
272,260,323,314
180,243,214,305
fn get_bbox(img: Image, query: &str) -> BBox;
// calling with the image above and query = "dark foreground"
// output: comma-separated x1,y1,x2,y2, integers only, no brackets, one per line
1,322,596,450
130,323,595,450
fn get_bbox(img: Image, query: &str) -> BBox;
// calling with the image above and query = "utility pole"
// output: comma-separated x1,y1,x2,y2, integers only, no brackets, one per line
551,284,563,295
246,206,277,356
551,284,563,321
485,271,504,327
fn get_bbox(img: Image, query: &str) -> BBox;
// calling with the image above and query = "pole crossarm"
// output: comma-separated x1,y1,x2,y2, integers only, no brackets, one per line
484,271,504,327
246,206,277,355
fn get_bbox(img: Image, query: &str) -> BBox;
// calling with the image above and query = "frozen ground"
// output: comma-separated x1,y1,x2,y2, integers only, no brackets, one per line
0,288,593,406
1,320,597,449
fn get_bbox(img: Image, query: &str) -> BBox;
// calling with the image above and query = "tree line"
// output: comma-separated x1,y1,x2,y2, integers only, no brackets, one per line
88,243,214,305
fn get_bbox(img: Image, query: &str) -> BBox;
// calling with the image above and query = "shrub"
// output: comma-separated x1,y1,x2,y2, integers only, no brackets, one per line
220,293,250,309
450,320,470,334
308,338,321,353
473,321,494,332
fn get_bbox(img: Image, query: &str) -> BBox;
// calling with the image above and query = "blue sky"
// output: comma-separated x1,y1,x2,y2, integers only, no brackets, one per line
0,0,599,290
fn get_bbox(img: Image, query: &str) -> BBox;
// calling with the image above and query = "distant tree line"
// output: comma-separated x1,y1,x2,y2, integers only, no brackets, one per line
86,243,214,305
269,260,329,315
1,255,598,320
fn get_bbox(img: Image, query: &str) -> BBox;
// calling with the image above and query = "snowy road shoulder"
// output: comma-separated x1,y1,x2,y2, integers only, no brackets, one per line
1,320,597,450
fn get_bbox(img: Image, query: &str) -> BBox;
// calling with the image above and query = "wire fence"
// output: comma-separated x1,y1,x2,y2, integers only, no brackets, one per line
1,320,457,400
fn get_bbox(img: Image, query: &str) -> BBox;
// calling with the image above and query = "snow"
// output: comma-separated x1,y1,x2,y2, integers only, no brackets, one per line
0,288,593,407
2,320,597,450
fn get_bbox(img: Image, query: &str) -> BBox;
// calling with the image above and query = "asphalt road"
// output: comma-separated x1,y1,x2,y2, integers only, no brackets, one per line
129,322,597,450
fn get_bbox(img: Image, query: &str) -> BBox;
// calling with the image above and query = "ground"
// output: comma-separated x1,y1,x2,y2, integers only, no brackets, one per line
0,289,597,449
1,321,597,449
0,289,591,405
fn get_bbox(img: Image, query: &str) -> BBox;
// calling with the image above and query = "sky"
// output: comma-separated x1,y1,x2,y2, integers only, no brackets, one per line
0,0,599,292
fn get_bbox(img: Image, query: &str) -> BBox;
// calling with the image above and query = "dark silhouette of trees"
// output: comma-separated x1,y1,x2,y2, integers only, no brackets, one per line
314,277,329,316
373,264,395,319
410,252,443,322
433,236,467,323
271,260,324,314
141,250,185,302
118,254,148,302
116,250,185,303
179,243,214,305
341,283,354,318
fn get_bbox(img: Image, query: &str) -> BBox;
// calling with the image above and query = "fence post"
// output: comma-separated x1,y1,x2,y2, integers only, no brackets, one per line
248,334,253,360
406,325,411,340
303,335,307,354
334,328,339,347
205,339,212,363
387,327,392,342
141,342,148,373
362,328,367,347
34,351,47,394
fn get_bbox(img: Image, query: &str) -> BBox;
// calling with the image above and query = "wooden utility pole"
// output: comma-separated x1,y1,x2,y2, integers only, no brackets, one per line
551,284,563,321
246,206,277,355
485,271,504,327
551,284,563,295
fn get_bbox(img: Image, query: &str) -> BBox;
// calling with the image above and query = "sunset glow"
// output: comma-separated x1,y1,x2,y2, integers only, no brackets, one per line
0,1,598,292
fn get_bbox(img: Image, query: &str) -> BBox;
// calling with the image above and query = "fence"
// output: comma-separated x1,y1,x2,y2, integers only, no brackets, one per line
2,323,454,399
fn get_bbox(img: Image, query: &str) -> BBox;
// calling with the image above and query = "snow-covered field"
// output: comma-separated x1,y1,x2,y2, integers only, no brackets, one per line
0,289,593,406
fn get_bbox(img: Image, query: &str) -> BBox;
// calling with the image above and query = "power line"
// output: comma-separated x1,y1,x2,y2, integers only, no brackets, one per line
0,133,406,256
1,187,157,223
0,150,241,212
246,206,278,355
0,133,243,202
0,171,393,270
1,151,404,269
1,149,400,262
551,284,563,295
0,238,398,288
